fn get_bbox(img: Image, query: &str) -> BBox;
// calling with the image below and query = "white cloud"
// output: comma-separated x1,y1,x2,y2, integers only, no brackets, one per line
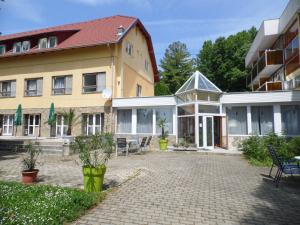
4,0,44,23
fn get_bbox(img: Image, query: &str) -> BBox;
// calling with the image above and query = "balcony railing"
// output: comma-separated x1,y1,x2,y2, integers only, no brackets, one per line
247,50,283,86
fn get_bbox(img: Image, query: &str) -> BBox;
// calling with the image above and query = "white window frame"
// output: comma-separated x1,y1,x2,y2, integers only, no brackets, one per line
22,41,31,52
2,115,14,136
52,75,72,95
26,114,40,137
56,115,68,137
38,38,48,49
125,42,133,56
13,42,22,53
48,36,57,48
85,114,103,136
0,45,6,55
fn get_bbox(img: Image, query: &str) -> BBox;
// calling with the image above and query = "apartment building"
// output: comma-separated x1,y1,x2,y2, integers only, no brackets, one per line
246,0,300,91
0,15,158,138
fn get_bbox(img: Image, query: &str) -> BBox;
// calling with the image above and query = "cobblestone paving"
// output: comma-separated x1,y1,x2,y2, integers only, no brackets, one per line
1,151,300,224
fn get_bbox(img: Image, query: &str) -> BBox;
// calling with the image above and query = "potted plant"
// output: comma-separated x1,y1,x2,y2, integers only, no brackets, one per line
71,133,114,192
21,143,41,184
58,108,79,136
158,118,169,150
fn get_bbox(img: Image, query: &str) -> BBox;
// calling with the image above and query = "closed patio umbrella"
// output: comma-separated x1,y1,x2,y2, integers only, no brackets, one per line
14,104,22,136
48,103,56,125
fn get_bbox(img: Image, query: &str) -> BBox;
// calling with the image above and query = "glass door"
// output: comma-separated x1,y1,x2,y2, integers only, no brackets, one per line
198,116,214,149
205,116,214,148
27,114,40,137
3,115,14,136
199,116,204,147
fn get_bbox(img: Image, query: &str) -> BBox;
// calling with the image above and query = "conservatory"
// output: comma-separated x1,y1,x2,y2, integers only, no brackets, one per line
176,71,226,149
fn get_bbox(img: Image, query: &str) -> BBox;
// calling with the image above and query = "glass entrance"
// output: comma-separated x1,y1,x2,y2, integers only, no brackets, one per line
198,116,214,149
3,115,14,136
28,115,40,137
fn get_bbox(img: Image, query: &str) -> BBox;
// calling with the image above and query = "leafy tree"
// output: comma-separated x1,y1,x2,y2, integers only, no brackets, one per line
196,27,257,92
155,41,194,95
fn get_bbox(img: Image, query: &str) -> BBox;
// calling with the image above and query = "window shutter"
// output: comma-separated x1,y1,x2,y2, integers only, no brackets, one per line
11,81,16,97
37,79,43,95
65,76,72,94
97,72,106,92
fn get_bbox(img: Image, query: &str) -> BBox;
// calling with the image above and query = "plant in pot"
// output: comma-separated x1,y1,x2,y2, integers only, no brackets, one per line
58,108,79,136
71,133,114,193
21,143,41,184
158,118,169,150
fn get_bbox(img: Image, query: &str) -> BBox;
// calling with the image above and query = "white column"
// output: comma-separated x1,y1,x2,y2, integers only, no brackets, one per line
273,104,282,135
173,106,177,136
132,108,137,134
152,109,156,135
247,105,252,134
195,103,199,147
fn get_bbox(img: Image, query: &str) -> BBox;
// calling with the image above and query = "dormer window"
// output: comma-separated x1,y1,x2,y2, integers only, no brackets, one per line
39,36,57,49
0,45,5,55
13,42,22,53
13,41,31,53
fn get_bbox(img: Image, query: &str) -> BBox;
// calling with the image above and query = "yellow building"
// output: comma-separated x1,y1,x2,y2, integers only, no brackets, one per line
0,15,158,137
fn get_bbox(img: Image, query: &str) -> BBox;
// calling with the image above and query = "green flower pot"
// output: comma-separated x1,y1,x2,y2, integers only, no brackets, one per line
159,139,168,151
83,165,106,193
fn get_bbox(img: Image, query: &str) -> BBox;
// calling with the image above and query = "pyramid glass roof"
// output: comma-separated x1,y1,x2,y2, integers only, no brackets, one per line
176,71,222,95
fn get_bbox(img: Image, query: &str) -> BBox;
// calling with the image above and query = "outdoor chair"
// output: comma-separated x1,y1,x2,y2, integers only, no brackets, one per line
267,145,300,187
116,138,128,157
139,137,147,153
146,136,152,150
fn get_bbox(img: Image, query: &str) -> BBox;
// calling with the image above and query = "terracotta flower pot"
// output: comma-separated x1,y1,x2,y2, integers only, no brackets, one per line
22,169,39,184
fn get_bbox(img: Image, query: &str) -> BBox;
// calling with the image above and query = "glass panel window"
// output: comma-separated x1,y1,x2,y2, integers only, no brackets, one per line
137,109,153,134
178,105,195,116
156,107,173,134
83,72,106,93
39,38,48,49
125,42,133,56
0,45,6,55
251,106,274,135
25,79,37,96
178,116,195,144
198,105,219,114
2,115,14,136
56,115,68,137
0,80,15,97
13,42,22,53
117,109,132,133
52,75,72,95
48,36,57,48
22,41,30,52
136,84,142,97
227,106,247,135
281,105,300,135
83,113,103,135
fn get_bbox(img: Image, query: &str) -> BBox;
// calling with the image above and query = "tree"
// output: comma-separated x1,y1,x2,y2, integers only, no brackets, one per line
196,27,257,92
155,41,194,95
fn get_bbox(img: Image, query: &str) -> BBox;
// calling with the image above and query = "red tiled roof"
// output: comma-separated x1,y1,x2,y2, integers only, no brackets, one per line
0,15,159,81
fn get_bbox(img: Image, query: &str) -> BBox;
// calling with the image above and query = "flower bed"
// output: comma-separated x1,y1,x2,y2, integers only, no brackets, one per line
0,181,105,225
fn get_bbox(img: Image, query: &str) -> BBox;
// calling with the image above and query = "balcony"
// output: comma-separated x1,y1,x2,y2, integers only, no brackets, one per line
256,81,283,91
247,50,283,86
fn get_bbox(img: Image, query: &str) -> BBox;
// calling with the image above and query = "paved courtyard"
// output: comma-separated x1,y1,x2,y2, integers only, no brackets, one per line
1,151,300,225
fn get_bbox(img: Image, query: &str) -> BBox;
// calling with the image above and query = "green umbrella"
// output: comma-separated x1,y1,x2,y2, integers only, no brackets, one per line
48,103,56,125
14,104,22,126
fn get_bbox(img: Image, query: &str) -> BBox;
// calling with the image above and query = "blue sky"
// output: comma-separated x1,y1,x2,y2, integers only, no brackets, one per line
0,0,289,63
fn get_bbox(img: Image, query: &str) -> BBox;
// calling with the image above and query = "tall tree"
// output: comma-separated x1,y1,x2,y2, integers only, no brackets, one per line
196,27,257,92
155,41,194,95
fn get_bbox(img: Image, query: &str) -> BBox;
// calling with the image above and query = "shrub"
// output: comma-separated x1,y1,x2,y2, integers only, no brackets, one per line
240,133,300,166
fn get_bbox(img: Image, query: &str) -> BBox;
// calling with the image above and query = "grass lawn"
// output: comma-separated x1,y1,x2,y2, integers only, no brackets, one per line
0,181,105,225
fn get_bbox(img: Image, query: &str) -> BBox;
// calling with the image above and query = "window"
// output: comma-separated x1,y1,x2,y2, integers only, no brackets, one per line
0,45,6,55
22,41,30,52
25,78,43,96
137,108,153,133
251,106,274,135
82,113,104,135
48,36,57,48
156,107,173,134
39,38,48,49
125,42,133,56
145,60,149,71
0,80,16,97
56,115,68,137
198,105,220,114
285,35,299,60
117,109,132,133
281,105,300,135
178,116,195,144
178,105,195,116
39,37,57,49
227,106,247,135
2,115,14,136
136,84,142,97
13,42,22,53
52,75,72,95
83,72,106,93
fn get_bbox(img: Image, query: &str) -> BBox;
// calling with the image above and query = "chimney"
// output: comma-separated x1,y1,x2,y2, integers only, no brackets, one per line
117,25,125,36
